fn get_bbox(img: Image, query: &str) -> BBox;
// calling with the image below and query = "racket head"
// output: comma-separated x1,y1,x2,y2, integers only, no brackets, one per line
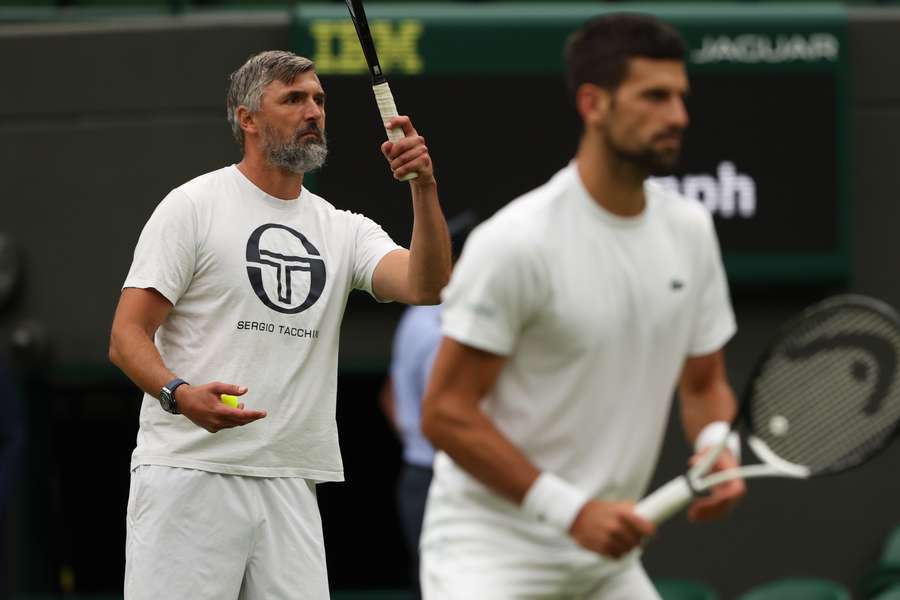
740,294,900,476
344,0,386,83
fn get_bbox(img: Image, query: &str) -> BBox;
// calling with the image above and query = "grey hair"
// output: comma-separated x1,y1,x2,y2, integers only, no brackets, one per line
226,50,316,147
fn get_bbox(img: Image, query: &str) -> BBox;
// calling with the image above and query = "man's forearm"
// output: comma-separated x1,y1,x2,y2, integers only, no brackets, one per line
407,181,452,304
680,379,738,444
423,397,539,504
109,324,176,400
679,351,738,443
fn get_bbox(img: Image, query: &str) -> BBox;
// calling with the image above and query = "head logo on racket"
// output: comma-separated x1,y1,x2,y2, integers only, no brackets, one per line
783,332,897,415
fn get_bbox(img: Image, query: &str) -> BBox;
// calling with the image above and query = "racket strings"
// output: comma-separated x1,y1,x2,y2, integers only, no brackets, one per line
749,303,900,474
777,341,890,461
786,310,900,466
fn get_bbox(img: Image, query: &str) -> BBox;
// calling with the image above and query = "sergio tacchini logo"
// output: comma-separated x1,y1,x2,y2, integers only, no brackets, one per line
246,224,326,314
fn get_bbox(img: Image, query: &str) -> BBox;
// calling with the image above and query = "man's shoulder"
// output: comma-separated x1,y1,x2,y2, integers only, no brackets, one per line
476,167,572,248
172,165,234,204
302,187,333,207
179,165,233,190
302,188,365,224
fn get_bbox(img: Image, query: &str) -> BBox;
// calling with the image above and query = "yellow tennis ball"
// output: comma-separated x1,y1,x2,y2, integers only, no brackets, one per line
220,394,239,408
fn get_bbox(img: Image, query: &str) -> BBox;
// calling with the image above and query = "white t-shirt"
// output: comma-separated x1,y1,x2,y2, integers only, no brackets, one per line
124,165,401,481
426,163,735,544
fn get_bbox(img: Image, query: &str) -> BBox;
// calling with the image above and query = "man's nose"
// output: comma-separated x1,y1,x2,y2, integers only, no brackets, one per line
670,97,689,129
305,100,323,121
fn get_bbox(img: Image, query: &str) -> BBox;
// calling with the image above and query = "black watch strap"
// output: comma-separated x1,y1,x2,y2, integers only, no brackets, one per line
160,377,188,414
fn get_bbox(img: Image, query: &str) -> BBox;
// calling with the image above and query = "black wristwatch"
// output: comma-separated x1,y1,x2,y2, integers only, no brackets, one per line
160,378,189,414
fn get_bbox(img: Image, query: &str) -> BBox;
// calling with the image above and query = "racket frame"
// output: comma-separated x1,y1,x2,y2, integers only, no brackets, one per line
636,294,900,525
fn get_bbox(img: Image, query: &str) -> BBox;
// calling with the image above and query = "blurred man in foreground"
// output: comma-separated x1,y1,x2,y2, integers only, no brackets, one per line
420,14,744,599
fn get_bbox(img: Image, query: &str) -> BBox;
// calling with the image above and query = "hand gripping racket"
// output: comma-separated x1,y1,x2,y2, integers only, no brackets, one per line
344,0,417,182
636,294,900,525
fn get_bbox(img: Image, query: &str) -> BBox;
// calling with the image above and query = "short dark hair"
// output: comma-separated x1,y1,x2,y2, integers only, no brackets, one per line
564,13,687,103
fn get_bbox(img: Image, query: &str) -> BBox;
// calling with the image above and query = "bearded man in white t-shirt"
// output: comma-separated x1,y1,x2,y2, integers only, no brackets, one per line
420,14,746,599
108,50,451,599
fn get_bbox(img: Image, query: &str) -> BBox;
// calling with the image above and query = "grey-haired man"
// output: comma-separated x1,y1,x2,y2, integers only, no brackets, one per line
109,50,451,599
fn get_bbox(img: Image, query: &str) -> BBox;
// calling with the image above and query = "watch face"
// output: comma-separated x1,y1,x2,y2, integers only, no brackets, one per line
160,388,175,413
0,234,20,309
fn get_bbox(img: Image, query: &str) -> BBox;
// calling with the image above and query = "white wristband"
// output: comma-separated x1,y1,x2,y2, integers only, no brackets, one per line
694,420,741,462
521,472,589,533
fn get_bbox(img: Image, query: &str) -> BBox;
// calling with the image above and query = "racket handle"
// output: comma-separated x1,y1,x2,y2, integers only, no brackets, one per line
633,476,694,525
372,81,417,182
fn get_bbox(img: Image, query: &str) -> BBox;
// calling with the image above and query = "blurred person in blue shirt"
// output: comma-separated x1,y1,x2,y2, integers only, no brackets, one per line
381,211,475,599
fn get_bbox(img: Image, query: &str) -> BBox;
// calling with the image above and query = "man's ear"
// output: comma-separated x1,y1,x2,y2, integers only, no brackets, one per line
237,105,258,137
575,83,611,128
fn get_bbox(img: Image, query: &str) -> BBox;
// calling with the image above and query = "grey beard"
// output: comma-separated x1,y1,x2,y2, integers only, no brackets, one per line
263,127,328,174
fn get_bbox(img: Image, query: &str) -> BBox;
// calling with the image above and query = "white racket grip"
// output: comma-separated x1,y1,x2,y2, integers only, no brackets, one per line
372,81,417,182
634,476,694,525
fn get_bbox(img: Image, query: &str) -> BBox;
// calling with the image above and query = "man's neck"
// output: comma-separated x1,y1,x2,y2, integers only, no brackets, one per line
236,154,304,201
575,135,647,217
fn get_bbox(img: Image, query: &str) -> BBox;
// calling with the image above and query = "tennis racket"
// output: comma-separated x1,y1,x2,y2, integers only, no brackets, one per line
636,294,900,525
344,0,417,182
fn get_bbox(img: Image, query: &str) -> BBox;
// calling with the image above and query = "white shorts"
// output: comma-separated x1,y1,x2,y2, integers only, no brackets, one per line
421,538,659,600
125,465,328,600
420,464,660,600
